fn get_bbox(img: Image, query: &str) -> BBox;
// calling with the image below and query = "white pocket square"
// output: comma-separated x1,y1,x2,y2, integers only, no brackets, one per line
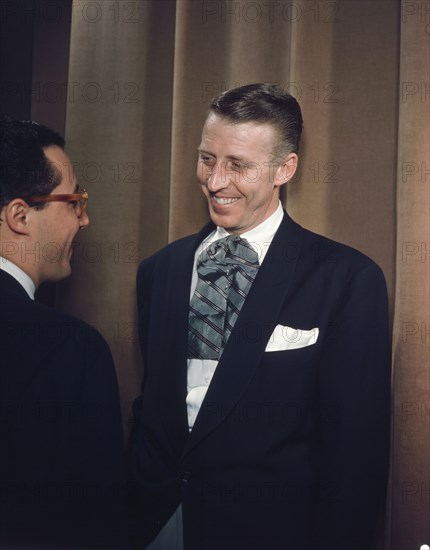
265,325,319,352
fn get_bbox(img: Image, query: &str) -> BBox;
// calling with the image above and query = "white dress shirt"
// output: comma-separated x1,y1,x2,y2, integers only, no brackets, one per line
186,202,284,429
0,256,35,299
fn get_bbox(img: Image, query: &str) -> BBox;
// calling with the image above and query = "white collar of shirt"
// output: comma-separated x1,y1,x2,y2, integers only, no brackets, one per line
196,201,284,264
0,256,36,299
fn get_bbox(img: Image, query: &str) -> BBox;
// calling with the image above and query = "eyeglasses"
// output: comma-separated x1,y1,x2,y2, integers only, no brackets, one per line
25,189,89,217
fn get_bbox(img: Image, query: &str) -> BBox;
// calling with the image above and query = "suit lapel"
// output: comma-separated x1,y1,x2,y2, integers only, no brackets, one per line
147,223,216,452
183,212,305,457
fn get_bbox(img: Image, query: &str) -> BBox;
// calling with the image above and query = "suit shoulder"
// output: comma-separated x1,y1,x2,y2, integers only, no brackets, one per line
293,224,386,287
137,232,199,277
302,225,380,266
142,233,198,263
0,296,114,385
26,298,110,351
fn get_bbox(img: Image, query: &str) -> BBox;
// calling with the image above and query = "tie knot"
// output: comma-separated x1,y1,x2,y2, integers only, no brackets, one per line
199,236,259,268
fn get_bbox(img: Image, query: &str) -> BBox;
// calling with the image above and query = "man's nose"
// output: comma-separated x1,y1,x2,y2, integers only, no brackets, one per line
206,162,231,192
79,210,90,229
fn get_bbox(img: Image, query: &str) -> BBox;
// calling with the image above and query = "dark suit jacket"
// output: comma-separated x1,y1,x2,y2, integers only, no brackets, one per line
0,270,127,548
129,211,391,550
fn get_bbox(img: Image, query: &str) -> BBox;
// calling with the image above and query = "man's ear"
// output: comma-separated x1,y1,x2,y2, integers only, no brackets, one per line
274,153,299,188
3,199,32,235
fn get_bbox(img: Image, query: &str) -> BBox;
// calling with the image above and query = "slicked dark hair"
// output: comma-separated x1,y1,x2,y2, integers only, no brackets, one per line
0,116,65,209
209,83,303,160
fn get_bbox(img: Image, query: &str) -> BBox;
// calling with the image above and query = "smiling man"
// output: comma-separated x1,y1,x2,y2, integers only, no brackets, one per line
197,112,297,234
0,117,126,548
129,84,391,550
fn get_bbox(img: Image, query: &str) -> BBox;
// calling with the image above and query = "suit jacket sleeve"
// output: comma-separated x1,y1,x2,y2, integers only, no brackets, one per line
72,326,127,546
312,262,391,549
41,325,127,548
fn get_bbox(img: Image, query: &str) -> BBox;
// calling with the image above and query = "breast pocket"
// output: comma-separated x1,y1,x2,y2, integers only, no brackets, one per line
265,325,319,352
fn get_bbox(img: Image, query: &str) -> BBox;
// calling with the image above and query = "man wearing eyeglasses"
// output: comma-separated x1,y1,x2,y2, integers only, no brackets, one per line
0,117,126,548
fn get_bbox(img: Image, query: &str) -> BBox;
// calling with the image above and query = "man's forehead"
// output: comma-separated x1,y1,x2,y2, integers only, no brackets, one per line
43,145,77,188
43,145,70,172
203,112,274,131
200,114,277,156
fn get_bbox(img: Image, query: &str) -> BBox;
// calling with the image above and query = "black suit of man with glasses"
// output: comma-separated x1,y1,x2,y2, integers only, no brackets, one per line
0,117,127,548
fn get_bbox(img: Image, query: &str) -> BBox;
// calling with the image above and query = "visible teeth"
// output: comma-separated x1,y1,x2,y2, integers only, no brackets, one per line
213,197,238,205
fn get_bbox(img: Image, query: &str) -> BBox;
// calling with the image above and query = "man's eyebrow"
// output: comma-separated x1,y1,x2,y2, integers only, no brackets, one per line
197,149,248,163
226,154,247,162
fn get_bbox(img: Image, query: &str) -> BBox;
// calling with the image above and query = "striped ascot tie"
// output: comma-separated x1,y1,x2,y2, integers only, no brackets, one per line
188,235,260,360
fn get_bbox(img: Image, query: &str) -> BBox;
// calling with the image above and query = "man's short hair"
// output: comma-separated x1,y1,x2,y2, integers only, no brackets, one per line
0,116,65,208
209,83,303,160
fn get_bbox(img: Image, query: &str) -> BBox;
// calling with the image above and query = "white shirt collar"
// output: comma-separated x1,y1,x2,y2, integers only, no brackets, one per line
0,256,36,299
199,201,284,264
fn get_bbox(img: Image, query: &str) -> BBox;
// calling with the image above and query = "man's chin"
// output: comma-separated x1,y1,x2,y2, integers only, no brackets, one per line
42,263,72,285
209,208,232,228
208,213,239,234
61,261,73,280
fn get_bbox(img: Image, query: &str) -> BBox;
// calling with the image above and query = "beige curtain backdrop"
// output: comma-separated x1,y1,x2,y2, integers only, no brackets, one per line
58,0,429,546
390,1,430,547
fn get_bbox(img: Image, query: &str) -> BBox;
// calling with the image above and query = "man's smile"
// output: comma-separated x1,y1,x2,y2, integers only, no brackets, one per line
210,195,240,206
